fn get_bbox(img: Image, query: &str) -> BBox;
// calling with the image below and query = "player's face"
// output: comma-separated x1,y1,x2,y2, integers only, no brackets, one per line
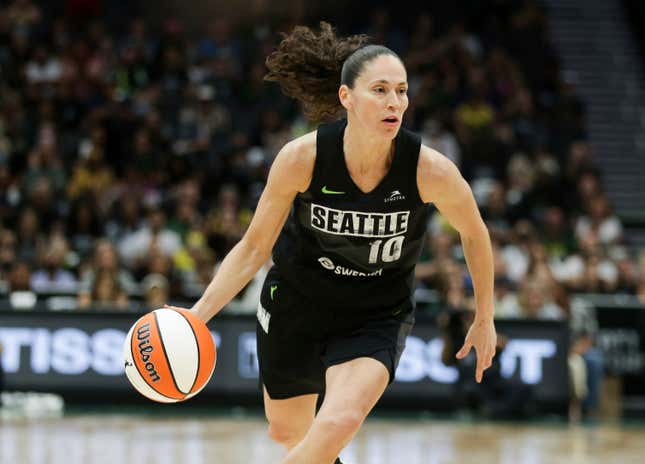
341,54,409,138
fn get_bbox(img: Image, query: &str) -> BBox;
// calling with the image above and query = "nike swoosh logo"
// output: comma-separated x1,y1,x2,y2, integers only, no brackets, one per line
270,285,278,300
322,186,345,195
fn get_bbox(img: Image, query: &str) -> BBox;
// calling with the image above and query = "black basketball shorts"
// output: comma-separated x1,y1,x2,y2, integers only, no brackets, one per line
256,267,415,400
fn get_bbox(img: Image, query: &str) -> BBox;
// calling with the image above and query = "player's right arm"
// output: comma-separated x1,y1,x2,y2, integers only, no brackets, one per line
188,132,316,322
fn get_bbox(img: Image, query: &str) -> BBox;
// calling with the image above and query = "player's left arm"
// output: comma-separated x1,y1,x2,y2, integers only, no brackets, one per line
417,145,497,383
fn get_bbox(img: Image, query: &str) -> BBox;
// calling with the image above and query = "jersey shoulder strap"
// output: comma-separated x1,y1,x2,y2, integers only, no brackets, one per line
395,126,423,204
312,118,346,190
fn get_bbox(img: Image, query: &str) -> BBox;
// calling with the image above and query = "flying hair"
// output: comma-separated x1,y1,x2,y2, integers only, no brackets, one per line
265,22,402,122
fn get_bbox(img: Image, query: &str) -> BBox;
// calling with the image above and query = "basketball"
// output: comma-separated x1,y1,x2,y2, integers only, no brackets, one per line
123,308,217,403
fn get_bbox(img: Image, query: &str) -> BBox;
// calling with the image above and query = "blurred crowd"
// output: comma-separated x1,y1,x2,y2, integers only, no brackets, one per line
0,0,643,318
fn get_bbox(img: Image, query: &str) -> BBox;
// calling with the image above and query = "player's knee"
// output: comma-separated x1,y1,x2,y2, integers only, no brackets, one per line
318,409,364,441
267,420,306,448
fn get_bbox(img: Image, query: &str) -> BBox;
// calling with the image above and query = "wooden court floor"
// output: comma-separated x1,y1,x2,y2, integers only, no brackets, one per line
1,413,644,464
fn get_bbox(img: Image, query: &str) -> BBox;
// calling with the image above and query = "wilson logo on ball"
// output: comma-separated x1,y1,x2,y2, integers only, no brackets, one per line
136,323,161,382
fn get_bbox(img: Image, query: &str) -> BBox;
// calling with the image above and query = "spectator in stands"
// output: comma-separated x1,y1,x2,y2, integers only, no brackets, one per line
0,229,17,287
491,239,511,283
23,131,66,197
488,47,523,105
120,18,158,66
454,74,496,176
499,220,535,285
578,234,619,293
118,206,181,268
553,284,603,420
173,229,213,288
205,184,251,257
404,13,437,72
123,127,165,189
79,238,136,297
167,195,202,242
507,279,565,320
26,176,59,231
85,26,117,85
505,153,536,221
572,171,603,214
139,246,183,299
67,196,103,260
562,141,596,206
30,234,78,293
7,261,31,291
575,193,624,246
16,207,43,264
77,268,129,310
0,164,17,223
436,260,473,311
6,0,41,37
362,6,407,53
258,108,292,161
493,275,517,319
507,87,546,151
531,149,563,209
525,240,559,289
480,181,512,243
540,206,577,262
104,193,143,244
113,43,150,101
638,279,645,304
67,125,115,200
25,45,62,84
7,261,37,310
415,232,460,291
612,246,639,294
420,117,461,168
552,232,616,293
637,251,645,303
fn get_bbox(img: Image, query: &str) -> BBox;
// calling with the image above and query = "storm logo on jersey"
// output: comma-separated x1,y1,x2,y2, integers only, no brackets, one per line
310,204,409,238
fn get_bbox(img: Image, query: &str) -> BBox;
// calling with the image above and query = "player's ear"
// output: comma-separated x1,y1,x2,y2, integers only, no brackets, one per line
339,85,352,110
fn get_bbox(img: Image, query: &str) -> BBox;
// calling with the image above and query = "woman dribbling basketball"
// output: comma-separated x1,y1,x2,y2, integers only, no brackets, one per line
172,22,497,464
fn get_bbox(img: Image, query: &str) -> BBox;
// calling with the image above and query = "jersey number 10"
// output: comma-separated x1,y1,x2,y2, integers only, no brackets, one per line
368,236,405,264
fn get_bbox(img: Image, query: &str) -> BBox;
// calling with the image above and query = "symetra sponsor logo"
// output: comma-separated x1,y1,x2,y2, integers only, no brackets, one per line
318,257,383,277
311,203,409,237
384,190,405,202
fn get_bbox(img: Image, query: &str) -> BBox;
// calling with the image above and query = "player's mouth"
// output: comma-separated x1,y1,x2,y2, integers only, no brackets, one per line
382,116,399,127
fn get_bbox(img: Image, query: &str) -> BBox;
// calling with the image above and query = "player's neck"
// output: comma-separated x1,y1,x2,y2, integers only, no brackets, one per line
343,121,393,173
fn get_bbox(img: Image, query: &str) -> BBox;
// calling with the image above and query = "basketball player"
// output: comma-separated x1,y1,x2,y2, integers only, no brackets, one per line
171,22,497,464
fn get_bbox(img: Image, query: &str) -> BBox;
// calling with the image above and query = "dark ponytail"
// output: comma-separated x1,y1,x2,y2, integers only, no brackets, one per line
264,22,373,122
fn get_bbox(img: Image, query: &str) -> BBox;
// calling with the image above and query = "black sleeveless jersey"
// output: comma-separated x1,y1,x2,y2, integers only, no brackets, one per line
272,118,430,314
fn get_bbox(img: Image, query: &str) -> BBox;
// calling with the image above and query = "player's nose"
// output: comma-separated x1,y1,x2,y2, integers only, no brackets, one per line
386,91,400,110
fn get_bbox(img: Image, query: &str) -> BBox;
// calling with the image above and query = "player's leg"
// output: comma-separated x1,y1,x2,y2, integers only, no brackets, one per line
256,268,328,452
281,356,389,464
263,387,318,450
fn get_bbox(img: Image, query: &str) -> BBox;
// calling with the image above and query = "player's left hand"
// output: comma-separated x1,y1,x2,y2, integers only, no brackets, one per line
455,316,497,383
